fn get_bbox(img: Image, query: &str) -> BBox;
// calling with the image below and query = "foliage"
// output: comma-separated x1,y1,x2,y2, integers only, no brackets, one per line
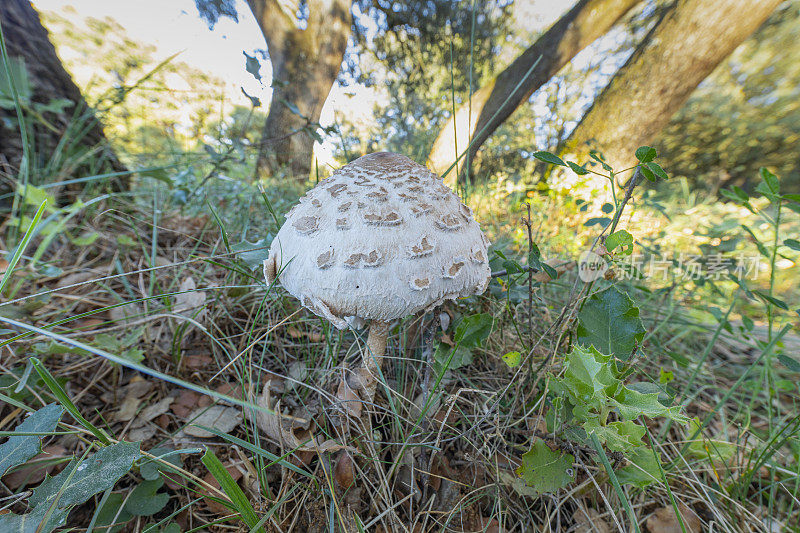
516,439,575,496
576,287,646,360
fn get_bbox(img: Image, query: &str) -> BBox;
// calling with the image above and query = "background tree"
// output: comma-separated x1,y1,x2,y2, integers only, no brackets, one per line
425,0,641,180
197,0,351,181
0,0,120,199
563,0,783,175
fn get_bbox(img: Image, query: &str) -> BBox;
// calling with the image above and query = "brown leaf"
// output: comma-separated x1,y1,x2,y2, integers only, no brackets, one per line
184,354,213,369
574,508,610,533
2,445,68,489
248,382,350,453
647,504,702,533
115,396,141,422
334,452,355,489
336,378,362,418
184,405,243,438
171,390,201,418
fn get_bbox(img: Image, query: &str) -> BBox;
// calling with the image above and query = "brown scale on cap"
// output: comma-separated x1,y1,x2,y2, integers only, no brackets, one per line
408,236,435,258
435,213,463,231
338,201,352,212
363,211,402,226
336,217,350,230
443,260,465,278
327,183,348,197
470,247,487,264
342,250,384,268
410,203,433,217
366,187,389,202
317,250,334,269
293,216,320,234
410,277,431,290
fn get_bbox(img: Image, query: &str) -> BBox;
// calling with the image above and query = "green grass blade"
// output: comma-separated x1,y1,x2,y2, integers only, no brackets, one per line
589,433,641,533
30,358,111,444
0,199,47,295
201,448,261,531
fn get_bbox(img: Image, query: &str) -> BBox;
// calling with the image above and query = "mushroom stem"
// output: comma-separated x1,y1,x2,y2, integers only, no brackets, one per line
360,320,391,405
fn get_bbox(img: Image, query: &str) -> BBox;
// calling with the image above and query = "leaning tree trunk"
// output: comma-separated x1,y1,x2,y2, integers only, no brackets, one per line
563,0,783,174
249,0,350,182
0,0,122,198
426,0,640,181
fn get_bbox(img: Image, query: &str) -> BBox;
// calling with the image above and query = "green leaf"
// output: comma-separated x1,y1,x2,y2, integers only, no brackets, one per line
566,161,589,175
502,351,521,368
754,291,788,310
592,420,646,452
634,146,657,163
777,353,800,373
557,345,618,404
612,387,688,423
202,448,260,529
577,287,646,360
0,404,63,477
516,439,575,495
784,239,800,252
0,503,68,533
243,51,261,81
453,313,493,349
125,478,169,516
584,217,611,228
533,151,565,166
644,162,668,180
433,343,473,373
93,492,133,533
760,167,779,194
605,230,633,255
30,441,140,509
616,447,661,488
640,165,656,182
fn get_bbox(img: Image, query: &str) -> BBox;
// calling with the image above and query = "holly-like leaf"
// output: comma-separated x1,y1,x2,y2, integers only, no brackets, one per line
0,404,63,477
516,439,575,495
577,287,646,360
590,420,646,452
612,387,687,423
30,441,140,510
556,345,618,405
125,478,169,516
231,238,271,271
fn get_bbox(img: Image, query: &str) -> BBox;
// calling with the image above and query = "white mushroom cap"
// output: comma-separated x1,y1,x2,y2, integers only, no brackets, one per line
265,152,491,329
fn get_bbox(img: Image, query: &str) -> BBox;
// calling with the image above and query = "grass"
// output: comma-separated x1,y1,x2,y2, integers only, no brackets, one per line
0,156,797,531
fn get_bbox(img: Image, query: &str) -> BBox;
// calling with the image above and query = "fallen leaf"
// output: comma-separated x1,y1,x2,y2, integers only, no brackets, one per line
248,382,349,453
184,354,213,370
574,508,610,533
646,504,702,533
334,452,355,489
171,390,201,418
336,379,362,418
175,277,206,317
55,271,98,288
115,396,141,422
137,398,174,423
184,405,242,438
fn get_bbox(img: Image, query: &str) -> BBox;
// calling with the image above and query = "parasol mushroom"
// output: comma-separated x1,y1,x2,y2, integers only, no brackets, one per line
264,152,490,414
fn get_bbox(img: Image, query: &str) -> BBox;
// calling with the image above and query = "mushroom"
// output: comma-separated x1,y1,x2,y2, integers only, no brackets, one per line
264,152,491,412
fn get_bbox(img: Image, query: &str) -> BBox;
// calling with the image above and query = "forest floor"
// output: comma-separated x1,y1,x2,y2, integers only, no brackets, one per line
1,171,799,532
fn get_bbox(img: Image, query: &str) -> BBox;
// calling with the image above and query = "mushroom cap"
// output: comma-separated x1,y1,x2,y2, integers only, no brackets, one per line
265,152,491,329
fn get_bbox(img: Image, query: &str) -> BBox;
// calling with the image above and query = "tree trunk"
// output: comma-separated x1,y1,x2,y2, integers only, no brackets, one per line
0,0,122,195
249,0,351,181
426,0,640,180
564,0,783,173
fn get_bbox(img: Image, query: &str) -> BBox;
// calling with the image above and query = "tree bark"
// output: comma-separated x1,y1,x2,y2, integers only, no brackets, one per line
248,0,351,181
0,0,121,194
564,0,783,173
426,0,640,180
